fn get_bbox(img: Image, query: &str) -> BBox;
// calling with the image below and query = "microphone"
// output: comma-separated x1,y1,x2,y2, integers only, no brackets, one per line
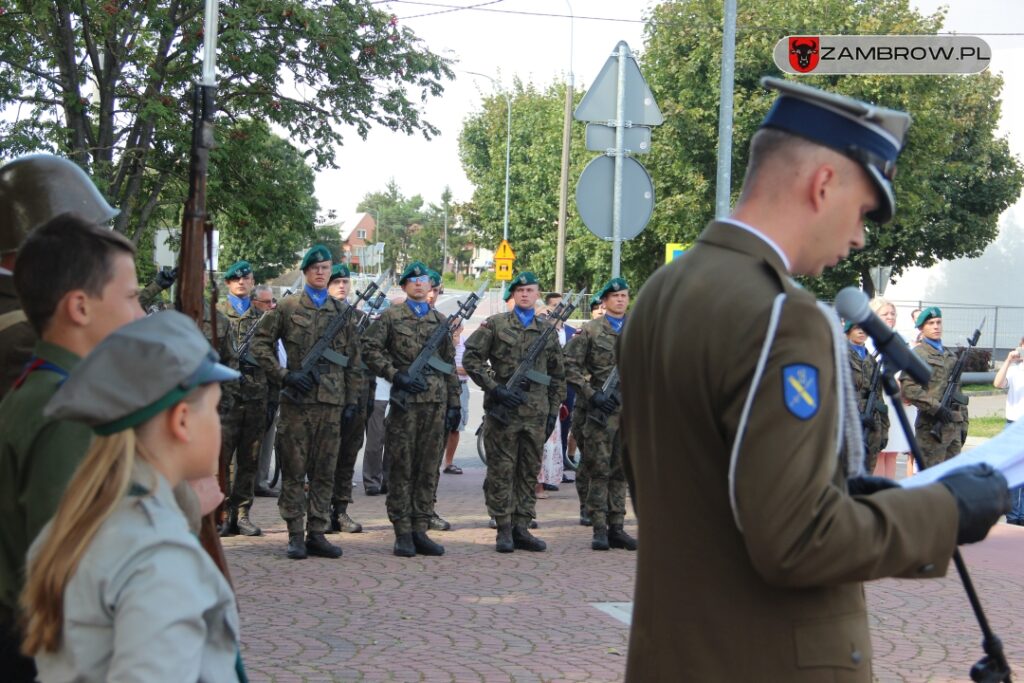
834,287,931,385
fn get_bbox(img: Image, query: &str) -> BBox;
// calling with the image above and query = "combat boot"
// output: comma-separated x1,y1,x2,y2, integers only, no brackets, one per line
305,532,343,558
412,531,445,556
394,532,416,557
579,505,592,527
495,523,514,553
429,512,452,531
236,509,262,537
609,525,638,551
591,526,610,551
286,533,307,560
512,524,547,552
219,508,239,537
329,504,363,534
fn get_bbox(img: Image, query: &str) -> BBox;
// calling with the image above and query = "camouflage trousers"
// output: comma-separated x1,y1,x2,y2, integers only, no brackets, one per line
384,401,446,535
914,417,963,469
332,382,372,509
574,416,626,528
276,402,342,534
219,393,267,512
483,415,544,527
572,426,590,508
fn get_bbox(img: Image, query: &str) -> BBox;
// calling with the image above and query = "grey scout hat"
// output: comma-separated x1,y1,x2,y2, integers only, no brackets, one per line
45,310,239,435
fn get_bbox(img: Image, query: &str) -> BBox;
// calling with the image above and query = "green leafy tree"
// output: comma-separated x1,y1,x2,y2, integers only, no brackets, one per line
356,179,426,270
0,0,453,248
639,0,1022,297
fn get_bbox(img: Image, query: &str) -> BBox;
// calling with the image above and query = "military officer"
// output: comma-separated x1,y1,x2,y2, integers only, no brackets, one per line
251,245,363,560
361,262,460,557
618,78,1009,681
564,278,636,552
217,260,267,537
326,263,366,534
464,272,565,553
846,321,888,473
900,307,965,468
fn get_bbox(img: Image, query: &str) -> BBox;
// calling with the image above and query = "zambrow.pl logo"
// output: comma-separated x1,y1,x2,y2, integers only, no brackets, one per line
774,35,991,75
788,36,820,73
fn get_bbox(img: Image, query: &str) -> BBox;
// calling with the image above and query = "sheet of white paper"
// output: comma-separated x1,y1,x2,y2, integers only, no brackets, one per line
900,418,1024,489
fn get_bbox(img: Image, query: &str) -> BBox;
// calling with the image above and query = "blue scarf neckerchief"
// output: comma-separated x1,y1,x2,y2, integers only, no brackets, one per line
227,293,251,315
406,300,430,318
923,337,944,353
605,314,624,333
304,285,328,309
849,342,867,360
514,306,535,327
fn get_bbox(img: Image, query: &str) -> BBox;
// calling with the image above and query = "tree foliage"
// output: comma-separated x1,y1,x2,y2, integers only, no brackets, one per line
0,0,453,254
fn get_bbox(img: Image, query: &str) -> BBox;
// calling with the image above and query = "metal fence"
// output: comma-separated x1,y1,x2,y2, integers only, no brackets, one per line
883,299,1024,362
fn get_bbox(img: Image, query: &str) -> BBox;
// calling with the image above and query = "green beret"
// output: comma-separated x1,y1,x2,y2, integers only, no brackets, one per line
916,306,942,328
590,294,602,310
428,269,441,287
399,261,430,285
844,320,856,334
329,263,351,282
596,277,630,301
300,244,332,271
223,260,252,281
501,272,539,302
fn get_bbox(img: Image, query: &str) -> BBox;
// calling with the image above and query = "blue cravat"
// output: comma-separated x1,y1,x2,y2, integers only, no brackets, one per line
849,342,867,360
406,300,429,318
514,306,535,327
304,285,328,309
227,294,250,315
605,315,624,333
923,337,944,353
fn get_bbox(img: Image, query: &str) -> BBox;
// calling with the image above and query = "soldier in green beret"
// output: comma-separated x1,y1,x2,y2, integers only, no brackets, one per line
464,272,566,553
845,321,888,473
216,259,267,537
250,244,363,560
900,307,966,467
361,261,461,557
565,278,636,551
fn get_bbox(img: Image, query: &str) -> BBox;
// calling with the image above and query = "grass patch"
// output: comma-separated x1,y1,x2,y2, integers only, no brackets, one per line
963,383,1003,393
969,416,1008,438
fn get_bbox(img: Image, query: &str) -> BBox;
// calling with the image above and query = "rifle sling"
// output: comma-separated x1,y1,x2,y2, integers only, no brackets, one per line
321,348,349,368
525,369,551,386
427,354,454,375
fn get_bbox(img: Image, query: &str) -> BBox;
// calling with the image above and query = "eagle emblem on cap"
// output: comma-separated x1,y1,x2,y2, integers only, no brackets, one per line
612,283,621,291
518,275,526,284
414,267,422,275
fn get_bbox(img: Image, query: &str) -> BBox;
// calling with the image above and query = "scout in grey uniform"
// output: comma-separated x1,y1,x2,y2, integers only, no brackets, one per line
900,307,965,468
251,244,363,560
463,272,565,553
22,311,245,682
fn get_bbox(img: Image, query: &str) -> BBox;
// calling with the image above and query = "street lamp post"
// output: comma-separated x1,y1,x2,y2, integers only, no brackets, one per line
465,71,511,242
554,0,574,293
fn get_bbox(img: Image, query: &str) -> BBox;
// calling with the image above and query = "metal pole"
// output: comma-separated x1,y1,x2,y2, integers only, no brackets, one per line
715,0,737,218
442,202,448,274
611,42,627,278
502,91,511,242
555,0,574,293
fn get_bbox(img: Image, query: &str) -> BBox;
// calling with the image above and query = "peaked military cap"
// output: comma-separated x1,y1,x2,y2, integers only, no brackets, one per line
223,260,252,281
329,263,351,282
595,277,630,301
428,269,442,288
502,271,540,302
759,76,911,224
915,306,942,328
44,310,240,435
300,244,332,271
399,261,430,285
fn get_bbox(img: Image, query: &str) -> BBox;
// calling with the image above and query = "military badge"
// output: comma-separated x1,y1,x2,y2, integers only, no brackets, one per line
781,363,818,420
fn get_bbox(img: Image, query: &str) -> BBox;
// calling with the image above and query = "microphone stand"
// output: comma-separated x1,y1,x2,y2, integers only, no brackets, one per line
879,366,1012,683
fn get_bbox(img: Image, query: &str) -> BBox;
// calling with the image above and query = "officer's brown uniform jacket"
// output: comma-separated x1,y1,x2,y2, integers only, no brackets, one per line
0,272,34,397
618,221,959,682
901,341,964,424
251,290,362,406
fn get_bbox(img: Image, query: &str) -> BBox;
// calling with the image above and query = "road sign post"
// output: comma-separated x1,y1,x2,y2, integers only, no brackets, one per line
494,239,515,282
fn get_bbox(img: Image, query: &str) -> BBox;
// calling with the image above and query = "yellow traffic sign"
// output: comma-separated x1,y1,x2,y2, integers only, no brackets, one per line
494,240,516,281
665,242,690,264
495,239,515,260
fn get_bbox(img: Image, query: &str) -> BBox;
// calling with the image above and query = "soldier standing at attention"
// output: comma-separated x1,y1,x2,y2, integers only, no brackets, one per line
464,272,565,554
564,278,636,552
361,262,460,557
846,321,888,473
426,267,454,532
251,245,362,560
217,260,266,537
326,263,365,534
900,307,965,468
618,78,1009,681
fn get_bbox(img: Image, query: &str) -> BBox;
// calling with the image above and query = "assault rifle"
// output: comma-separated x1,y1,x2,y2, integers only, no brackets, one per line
587,366,621,428
235,312,266,366
860,352,884,445
390,280,490,411
281,270,389,402
930,317,985,439
354,284,392,336
489,292,579,427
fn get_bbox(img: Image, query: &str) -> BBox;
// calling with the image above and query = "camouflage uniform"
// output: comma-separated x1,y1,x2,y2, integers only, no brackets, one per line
218,299,268,518
251,291,362,534
901,342,964,468
847,346,888,473
0,273,33,397
463,311,565,527
332,364,373,511
361,303,459,535
564,317,626,529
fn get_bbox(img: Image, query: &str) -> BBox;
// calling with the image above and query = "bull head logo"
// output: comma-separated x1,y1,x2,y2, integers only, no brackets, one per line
788,36,820,73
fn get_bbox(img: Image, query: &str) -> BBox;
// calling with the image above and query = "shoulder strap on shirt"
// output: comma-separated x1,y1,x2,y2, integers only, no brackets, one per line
0,308,27,334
